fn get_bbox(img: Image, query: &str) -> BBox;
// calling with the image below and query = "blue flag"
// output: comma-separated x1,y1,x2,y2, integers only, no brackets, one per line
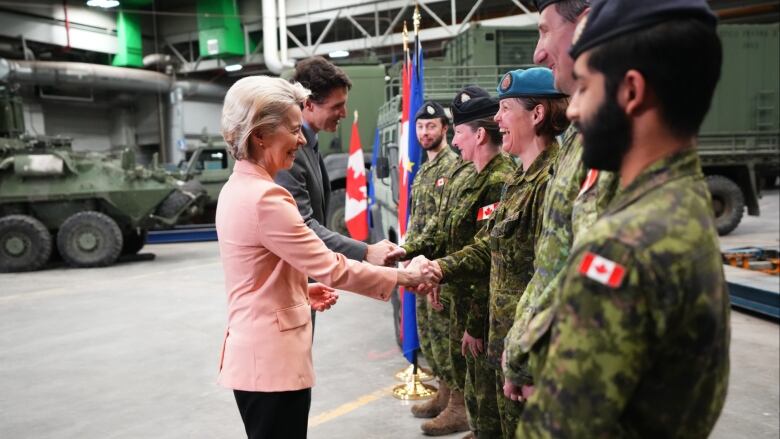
368,128,379,229
401,35,425,364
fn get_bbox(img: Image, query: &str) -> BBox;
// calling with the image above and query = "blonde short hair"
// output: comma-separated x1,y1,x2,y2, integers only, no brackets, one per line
221,75,310,161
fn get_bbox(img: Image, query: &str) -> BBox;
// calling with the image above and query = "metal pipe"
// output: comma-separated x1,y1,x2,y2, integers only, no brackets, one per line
279,0,289,64
0,58,226,99
262,0,294,74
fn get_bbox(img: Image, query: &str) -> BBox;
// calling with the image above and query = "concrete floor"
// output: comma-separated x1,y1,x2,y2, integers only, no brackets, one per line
1,191,778,438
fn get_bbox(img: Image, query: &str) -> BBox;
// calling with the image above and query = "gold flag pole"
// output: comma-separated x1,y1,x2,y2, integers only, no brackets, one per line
392,5,436,401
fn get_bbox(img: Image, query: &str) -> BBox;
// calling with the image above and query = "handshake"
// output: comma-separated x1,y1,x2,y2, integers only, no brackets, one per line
364,239,409,267
364,240,442,294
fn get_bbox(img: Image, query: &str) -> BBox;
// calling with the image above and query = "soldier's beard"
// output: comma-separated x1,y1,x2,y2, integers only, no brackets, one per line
422,135,444,151
576,95,632,172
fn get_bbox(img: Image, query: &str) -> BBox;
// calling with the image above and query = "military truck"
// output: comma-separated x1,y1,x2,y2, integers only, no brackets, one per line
172,136,234,223
368,23,780,345
0,88,206,272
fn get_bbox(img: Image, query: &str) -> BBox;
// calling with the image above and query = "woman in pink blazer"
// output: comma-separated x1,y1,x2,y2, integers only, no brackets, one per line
216,76,431,439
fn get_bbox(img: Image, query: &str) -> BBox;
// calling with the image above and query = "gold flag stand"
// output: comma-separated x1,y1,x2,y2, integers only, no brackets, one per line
392,374,437,400
394,363,434,382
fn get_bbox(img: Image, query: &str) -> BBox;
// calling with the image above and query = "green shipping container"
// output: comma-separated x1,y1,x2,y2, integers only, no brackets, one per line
701,24,780,134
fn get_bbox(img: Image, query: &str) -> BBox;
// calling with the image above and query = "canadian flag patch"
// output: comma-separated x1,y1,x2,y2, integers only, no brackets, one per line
436,177,446,187
578,251,626,288
578,169,599,197
477,202,499,221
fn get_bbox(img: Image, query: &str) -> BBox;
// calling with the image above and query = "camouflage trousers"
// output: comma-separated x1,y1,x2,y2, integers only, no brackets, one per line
495,370,524,438
463,355,502,438
417,294,453,385
416,295,435,376
446,286,469,392
450,289,501,437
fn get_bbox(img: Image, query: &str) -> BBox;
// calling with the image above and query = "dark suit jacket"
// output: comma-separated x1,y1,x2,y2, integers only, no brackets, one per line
275,124,368,261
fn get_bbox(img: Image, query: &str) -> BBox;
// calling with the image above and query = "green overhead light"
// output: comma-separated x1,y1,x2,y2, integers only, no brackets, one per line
87,0,120,8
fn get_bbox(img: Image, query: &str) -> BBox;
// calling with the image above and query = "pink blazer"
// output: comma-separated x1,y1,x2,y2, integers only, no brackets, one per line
215,160,397,392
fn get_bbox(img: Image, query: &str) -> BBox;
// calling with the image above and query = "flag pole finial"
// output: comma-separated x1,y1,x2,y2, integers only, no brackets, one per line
402,21,409,52
413,4,421,35
354,110,359,123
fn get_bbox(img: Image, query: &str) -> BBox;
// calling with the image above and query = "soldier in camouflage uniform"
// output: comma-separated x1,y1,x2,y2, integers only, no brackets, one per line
404,101,459,420
502,0,620,400
422,68,570,438
399,86,515,437
516,1,730,436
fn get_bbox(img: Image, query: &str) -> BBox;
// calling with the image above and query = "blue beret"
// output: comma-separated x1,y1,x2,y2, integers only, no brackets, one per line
570,0,717,59
451,85,499,125
497,67,565,100
415,101,447,122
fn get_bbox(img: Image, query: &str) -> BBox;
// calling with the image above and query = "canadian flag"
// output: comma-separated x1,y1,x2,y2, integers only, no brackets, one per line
345,114,368,240
578,251,626,288
578,169,600,197
477,202,499,221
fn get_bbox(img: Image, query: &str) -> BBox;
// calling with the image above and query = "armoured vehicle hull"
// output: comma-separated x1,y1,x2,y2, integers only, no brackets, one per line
0,89,205,272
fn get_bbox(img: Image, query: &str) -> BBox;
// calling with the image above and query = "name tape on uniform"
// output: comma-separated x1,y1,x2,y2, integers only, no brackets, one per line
578,251,625,288
477,202,499,221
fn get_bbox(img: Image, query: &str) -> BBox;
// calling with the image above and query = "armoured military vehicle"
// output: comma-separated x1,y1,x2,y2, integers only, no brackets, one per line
0,88,206,272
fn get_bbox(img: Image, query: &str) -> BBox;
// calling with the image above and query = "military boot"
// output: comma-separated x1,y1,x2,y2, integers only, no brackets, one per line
411,381,450,418
421,389,469,436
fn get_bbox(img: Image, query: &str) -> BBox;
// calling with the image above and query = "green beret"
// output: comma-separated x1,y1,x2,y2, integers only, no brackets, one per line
415,101,447,122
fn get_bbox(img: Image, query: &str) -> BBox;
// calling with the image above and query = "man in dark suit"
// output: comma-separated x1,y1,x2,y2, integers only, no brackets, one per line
276,56,398,269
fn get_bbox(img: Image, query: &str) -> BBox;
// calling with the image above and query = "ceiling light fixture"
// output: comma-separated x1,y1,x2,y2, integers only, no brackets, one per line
328,50,349,59
86,0,120,8
224,64,243,72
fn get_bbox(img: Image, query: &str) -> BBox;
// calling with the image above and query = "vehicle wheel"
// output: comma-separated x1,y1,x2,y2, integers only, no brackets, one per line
706,175,745,236
122,229,147,255
155,180,205,220
391,287,402,349
0,215,52,272
57,211,123,268
327,188,351,238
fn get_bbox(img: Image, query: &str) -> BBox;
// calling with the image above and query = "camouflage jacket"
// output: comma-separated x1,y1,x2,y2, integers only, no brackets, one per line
437,143,558,368
403,153,516,337
515,149,730,438
405,147,459,243
503,126,619,384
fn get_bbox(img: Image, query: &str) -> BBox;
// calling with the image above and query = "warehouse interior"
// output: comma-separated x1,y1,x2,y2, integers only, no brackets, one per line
0,0,776,164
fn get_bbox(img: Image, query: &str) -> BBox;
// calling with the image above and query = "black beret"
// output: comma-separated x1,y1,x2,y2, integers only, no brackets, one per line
415,101,447,122
570,0,717,59
451,85,499,125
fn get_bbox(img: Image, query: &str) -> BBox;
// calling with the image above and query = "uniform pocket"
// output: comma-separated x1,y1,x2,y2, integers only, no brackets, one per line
518,307,555,354
275,303,311,332
490,212,521,250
